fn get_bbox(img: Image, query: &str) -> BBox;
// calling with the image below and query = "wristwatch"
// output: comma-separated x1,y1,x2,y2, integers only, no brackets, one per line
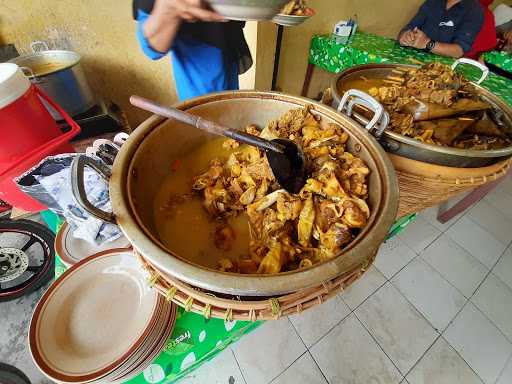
425,40,436,52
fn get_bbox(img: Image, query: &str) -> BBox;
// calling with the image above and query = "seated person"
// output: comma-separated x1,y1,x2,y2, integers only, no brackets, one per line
495,4,512,52
464,0,497,59
398,0,484,58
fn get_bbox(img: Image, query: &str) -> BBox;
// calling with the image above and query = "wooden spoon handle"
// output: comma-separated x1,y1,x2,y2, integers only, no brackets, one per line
130,95,283,153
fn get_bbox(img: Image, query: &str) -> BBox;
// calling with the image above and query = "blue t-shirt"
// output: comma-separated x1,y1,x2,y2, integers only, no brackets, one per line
136,10,239,101
404,0,484,53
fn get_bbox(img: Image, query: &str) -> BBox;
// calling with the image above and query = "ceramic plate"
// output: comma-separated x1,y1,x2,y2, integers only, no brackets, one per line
55,222,131,267
207,0,289,20
29,250,159,382
272,8,315,26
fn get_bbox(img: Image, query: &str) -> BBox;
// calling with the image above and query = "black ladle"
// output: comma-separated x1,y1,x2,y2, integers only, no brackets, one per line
130,95,307,194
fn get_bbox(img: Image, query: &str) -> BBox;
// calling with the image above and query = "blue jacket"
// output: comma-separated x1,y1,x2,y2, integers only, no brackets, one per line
136,10,239,101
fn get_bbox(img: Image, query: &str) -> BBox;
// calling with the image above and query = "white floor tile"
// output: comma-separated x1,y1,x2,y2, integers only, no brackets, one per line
493,175,512,197
356,283,438,374
485,188,512,219
272,353,327,384
472,273,512,342
419,205,463,232
232,318,306,384
374,237,417,279
444,303,512,384
494,246,512,291
421,234,488,298
447,217,508,269
406,337,483,384
180,349,245,384
496,357,512,384
340,265,386,310
311,314,402,384
398,216,442,254
391,258,466,331
467,200,512,246
289,296,350,348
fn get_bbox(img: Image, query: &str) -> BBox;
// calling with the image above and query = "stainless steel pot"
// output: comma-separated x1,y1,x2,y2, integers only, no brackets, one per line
331,60,512,168
9,42,95,119
71,91,399,297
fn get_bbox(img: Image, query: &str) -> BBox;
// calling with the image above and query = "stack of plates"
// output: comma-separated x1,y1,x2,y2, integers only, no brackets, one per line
29,249,176,384
55,222,131,267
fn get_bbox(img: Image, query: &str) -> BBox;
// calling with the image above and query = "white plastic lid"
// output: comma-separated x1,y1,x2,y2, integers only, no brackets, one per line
0,63,31,109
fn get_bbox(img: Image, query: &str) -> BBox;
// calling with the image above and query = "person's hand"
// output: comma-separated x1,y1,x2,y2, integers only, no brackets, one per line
399,29,416,47
411,27,431,49
152,0,225,22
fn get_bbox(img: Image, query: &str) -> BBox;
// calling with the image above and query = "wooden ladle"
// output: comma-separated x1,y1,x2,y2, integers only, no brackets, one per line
130,95,307,194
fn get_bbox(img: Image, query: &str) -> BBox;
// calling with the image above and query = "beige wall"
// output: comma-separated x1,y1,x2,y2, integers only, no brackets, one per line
0,0,259,126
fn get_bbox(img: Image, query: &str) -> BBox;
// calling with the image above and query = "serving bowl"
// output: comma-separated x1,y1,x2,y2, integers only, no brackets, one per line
207,0,289,20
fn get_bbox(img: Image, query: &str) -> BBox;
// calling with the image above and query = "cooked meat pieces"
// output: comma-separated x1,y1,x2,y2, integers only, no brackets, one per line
368,63,509,149
214,224,236,251
189,106,371,274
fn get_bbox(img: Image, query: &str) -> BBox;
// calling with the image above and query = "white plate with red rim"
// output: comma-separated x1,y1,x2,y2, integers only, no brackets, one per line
29,249,175,383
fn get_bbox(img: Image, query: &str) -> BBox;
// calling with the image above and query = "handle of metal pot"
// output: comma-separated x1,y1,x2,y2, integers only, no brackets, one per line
20,66,35,78
30,41,49,53
451,58,489,85
71,155,116,224
338,89,388,138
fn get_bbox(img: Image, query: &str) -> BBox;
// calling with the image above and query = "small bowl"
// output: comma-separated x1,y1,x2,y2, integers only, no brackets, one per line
207,0,289,20
272,8,316,27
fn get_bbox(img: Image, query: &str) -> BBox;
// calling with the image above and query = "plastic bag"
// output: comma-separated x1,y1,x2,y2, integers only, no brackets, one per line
16,153,123,246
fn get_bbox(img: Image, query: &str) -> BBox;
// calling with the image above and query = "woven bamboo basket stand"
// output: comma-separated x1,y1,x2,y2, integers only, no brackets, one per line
136,249,376,322
391,155,512,218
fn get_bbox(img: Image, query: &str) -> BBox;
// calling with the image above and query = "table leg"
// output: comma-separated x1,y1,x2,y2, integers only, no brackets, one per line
301,63,315,97
271,25,284,91
437,176,507,223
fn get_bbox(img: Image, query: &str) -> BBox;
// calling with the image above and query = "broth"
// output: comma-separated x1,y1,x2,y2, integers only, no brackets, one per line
337,77,386,95
153,138,251,269
28,62,69,77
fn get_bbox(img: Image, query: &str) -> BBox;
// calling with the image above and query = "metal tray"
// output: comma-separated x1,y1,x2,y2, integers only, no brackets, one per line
331,60,512,168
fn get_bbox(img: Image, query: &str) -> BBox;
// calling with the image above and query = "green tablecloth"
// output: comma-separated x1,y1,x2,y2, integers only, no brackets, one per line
41,211,260,384
309,32,512,107
484,50,512,74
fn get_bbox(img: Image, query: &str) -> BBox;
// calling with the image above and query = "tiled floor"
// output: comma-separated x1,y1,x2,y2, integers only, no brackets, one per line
2,175,511,384
185,174,512,384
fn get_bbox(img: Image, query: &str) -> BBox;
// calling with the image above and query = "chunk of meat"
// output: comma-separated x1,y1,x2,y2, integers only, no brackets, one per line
214,224,236,251
257,242,283,274
298,196,315,247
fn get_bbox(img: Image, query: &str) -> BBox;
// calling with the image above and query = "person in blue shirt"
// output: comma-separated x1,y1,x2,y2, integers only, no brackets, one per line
133,0,252,101
398,0,484,58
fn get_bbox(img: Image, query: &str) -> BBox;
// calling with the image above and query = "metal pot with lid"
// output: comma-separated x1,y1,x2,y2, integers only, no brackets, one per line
71,91,399,297
331,59,512,168
9,41,95,119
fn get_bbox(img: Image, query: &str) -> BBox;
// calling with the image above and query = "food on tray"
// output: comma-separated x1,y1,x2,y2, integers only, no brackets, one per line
280,0,310,15
156,107,371,275
363,63,511,150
